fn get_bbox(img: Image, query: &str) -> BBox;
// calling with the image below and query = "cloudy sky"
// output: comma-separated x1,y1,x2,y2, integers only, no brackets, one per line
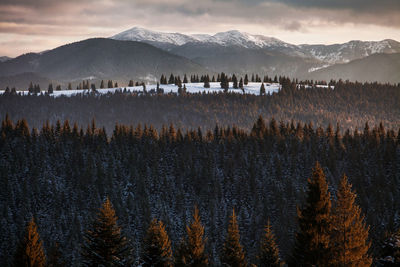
1,0,400,57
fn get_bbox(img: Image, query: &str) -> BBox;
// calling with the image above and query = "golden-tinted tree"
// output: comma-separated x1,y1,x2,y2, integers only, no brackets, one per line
141,218,174,267
81,198,131,266
331,174,372,267
221,209,247,267
258,220,282,267
14,217,46,267
176,206,209,266
290,162,333,266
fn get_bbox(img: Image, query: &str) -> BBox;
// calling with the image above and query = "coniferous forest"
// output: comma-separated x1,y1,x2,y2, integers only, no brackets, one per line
1,76,400,266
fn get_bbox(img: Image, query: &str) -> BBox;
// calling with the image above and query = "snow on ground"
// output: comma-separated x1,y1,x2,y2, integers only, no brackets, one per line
0,82,282,97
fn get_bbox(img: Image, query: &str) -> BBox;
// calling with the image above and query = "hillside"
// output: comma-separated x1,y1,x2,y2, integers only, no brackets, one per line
308,53,400,83
0,38,206,87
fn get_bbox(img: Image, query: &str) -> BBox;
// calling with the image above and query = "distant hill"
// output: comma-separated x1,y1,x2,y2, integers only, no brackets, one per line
0,56,11,63
170,42,320,77
0,72,53,90
0,38,206,88
307,53,400,84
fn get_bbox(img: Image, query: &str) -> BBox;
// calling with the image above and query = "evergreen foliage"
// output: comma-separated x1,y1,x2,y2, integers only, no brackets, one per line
81,198,131,266
290,162,333,266
221,209,247,267
13,218,46,267
331,175,372,267
141,219,174,267
176,206,209,267
258,220,282,267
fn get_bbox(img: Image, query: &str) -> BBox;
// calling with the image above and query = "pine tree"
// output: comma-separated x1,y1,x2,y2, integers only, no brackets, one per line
290,162,333,266
128,80,134,87
244,74,249,85
331,174,372,267
141,218,174,267
14,217,46,267
221,209,247,267
47,83,53,94
232,74,238,89
100,80,105,89
258,220,281,267
204,75,210,89
81,198,131,266
176,206,209,266
183,74,188,83
260,83,266,95
168,74,175,84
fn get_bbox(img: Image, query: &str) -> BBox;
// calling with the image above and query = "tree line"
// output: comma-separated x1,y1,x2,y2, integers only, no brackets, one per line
1,78,399,134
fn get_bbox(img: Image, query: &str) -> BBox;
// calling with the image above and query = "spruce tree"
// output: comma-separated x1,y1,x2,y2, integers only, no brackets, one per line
290,162,333,266
221,209,247,267
260,83,266,95
141,219,174,267
244,74,249,85
14,217,46,267
176,206,209,266
258,220,281,267
331,174,372,267
81,198,131,266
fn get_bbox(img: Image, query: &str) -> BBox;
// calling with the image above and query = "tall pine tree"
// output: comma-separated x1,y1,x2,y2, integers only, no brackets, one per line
141,219,174,267
258,220,282,267
331,174,372,267
14,217,46,267
221,209,247,267
290,162,333,266
176,206,209,266
81,198,131,266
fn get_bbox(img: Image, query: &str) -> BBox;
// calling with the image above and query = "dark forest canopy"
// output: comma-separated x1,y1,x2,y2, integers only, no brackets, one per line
0,78,399,134
0,116,399,265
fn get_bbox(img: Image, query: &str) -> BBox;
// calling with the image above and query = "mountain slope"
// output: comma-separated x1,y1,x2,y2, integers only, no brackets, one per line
307,53,400,83
0,38,206,87
111,27,400,64
299,39,400,64
170,42,320,76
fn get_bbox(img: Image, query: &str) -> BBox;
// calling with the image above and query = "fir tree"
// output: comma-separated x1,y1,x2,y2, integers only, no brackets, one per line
244,74,249,85
232,74,238,89
14,217,46,267
290,162,333,266
204,75,210,89
81,198,131,266
331,174,372,267
183,74,188,83
258,220,281,267
100,80,105,89
47,83,53,94
141,218,174,267
168,74,175,84
221,209,247,267
176,206,209,267
260,83,266,95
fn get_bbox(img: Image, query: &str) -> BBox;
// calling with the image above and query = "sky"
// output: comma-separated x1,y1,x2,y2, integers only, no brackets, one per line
0,0,400,57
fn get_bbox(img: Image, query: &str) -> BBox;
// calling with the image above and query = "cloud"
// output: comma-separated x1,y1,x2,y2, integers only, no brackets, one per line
0,0,399,56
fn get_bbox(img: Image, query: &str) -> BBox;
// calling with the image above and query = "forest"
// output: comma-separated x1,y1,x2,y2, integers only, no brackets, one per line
1,113,399,266
0,78,399,134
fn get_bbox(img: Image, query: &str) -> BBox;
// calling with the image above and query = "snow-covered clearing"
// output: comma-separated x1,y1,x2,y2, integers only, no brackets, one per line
0,82,282,97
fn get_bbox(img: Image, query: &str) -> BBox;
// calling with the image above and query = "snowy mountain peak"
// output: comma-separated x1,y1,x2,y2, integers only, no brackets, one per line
111,27,289,48
111,27,198,46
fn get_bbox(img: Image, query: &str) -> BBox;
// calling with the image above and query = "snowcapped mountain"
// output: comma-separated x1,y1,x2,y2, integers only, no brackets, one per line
111,27,293,49
111,27,400,65
300,39,400,64
111,27,198,46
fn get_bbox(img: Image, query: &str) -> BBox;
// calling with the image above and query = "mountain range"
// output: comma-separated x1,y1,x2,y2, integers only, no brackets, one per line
0,27,399,89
